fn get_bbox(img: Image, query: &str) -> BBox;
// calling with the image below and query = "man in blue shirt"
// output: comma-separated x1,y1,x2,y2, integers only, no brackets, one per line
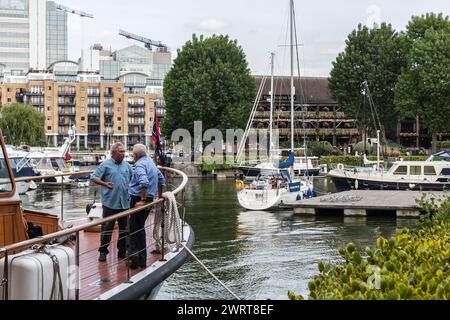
91,142,133,262
128,144,166,269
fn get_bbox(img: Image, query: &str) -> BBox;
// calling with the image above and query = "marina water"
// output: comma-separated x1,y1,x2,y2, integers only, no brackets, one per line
20,177,419,300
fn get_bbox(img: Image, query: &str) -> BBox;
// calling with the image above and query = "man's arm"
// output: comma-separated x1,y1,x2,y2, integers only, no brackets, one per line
90,164,113,190
157,169,166,199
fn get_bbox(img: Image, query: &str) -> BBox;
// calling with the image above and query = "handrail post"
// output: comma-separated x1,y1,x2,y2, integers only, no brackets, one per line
60,176,64,222
1,248,9,300
160,201,166,262
126,215,131,283
181,189,186,241
75,232,80,300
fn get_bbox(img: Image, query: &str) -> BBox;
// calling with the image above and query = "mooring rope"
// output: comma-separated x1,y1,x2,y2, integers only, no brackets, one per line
182,244,241,301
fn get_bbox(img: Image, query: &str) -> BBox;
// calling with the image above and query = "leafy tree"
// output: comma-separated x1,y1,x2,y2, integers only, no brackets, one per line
329,23,408,139
162,34,256,137
395,13,450,153
0,103,46,146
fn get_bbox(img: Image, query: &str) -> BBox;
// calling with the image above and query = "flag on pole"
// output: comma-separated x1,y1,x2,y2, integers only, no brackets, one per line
152,109,165,165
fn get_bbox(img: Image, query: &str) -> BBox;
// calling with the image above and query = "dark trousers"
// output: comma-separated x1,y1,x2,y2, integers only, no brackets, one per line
130,196,153,266
99,206,128,255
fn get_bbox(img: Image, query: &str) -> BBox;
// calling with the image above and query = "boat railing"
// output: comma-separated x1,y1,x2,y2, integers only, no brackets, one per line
1,167,189,300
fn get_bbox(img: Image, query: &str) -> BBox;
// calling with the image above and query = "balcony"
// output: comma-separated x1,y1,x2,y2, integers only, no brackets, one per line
59,111,76,116
58,92,76,97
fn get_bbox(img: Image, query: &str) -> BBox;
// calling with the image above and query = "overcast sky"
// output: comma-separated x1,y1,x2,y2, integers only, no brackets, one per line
58,0,449,77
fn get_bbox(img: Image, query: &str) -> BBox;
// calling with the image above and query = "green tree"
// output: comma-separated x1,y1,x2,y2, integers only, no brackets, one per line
395,13,450,153
329,23,408,139
0,103,46,146
162,34,256,137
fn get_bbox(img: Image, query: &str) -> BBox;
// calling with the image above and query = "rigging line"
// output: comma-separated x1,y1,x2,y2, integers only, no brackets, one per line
182,243,241,301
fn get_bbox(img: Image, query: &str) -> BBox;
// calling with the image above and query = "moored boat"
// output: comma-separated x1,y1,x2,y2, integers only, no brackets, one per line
0,133,194,300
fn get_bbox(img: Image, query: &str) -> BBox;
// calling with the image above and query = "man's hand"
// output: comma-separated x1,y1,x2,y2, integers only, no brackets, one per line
104,182,114,190
135,201,146,208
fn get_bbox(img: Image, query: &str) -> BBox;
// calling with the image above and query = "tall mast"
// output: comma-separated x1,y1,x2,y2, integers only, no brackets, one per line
269,52,275,161
290,0,295,154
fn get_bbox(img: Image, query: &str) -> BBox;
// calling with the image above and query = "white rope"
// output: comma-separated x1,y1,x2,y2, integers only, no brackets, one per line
153,192,183,251
181,244,241,301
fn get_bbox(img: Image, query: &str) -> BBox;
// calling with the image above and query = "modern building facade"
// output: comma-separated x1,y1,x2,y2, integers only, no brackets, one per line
79,44,172,94
0,61,163,151
0,0,67,74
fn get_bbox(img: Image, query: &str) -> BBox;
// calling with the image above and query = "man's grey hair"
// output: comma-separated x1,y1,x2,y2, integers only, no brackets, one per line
110,142,124,155
133,144,148,158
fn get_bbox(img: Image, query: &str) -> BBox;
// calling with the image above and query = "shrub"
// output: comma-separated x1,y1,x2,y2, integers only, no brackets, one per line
289,197,450,300
354,141,373,155
308,141,334,157
437,141,450,150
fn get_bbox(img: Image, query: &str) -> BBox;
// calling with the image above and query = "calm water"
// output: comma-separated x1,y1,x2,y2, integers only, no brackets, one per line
20,177,419,300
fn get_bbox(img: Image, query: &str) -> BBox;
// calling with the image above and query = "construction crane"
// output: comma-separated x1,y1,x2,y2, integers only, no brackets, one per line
119,29,167,51
56,4,94,19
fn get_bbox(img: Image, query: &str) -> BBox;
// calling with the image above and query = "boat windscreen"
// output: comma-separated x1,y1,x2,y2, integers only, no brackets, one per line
0,148,13,193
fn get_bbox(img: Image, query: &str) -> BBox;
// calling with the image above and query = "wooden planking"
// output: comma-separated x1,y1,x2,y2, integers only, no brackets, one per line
76,215,162,300
23,212,59,235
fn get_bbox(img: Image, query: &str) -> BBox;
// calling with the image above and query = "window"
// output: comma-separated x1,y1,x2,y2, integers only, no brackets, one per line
47,107,51,111
48,86,52,91
394,166,407,175
410,166,422,175
47,116,52,121
117,117,121,121
424,166,436,176
47,126,52,130
118,127,122,131
7,88,11,92
81,117,85,121
7,98,11,103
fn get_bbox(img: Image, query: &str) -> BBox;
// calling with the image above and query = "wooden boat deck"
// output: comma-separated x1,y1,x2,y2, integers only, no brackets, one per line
75,216,162,300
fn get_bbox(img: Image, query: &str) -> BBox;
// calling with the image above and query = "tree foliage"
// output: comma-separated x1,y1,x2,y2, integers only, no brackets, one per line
289,197,450,300
329,23,408,138
0,103,46,146
395,14,450,146
162,34,256,137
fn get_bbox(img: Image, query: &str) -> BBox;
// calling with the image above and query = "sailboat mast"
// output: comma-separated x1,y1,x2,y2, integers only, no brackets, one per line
290,0,295,154
269,52,275,161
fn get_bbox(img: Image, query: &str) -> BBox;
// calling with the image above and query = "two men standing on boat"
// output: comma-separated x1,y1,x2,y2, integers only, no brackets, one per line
91,143,165,268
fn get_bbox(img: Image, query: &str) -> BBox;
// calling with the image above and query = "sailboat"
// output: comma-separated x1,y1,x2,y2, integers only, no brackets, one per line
236,1,316,211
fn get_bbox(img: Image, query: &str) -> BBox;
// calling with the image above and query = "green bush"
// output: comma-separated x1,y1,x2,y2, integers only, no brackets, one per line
437,141,450,150
197,162,233,172
401,156,428,162
320,156,378,168
308,141,334,157
289,197,450,300
354,142,373,155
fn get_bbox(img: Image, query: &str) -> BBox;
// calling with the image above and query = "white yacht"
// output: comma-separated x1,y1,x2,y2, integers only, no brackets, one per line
328,157,450,191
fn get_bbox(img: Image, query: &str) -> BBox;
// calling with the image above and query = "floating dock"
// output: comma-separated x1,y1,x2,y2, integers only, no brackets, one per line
284,190,449,218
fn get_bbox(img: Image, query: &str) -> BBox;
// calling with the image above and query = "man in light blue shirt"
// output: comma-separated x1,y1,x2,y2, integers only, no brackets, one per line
91,142,133,262
128,144,165,269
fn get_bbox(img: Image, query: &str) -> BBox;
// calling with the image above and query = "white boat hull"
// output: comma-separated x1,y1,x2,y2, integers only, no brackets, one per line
237,185,310,211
